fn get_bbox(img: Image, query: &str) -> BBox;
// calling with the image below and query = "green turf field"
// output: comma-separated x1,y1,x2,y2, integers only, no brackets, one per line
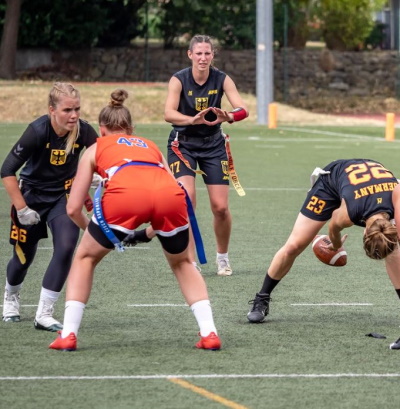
1,122,400,409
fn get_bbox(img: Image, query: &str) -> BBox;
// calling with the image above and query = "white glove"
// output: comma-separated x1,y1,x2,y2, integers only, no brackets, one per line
17,206,40,225
91,173,103,189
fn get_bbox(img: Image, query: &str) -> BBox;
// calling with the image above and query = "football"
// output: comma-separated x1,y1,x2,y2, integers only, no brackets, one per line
312,235,347,267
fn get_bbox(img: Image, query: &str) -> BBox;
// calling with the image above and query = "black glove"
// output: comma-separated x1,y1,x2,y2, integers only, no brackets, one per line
122,229,152,247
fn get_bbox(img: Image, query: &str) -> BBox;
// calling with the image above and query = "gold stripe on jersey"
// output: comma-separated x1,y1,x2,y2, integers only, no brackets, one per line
15,242,26,265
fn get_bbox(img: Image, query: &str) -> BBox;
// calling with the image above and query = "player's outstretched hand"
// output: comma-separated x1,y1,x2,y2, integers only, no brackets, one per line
192,108,214,125
210,107,231,124
327,234,348,251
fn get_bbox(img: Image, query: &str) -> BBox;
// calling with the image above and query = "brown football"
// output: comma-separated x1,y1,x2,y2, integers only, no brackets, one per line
312,235,347,267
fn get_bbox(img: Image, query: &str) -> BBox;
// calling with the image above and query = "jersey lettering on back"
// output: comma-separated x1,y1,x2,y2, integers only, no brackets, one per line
334,159,398,226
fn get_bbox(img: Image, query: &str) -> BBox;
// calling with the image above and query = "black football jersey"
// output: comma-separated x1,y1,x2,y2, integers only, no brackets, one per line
172,66,227,137
326,159,398,226
2,115,98,193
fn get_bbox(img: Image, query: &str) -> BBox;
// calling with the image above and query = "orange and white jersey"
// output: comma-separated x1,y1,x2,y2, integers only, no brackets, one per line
94,134,188,236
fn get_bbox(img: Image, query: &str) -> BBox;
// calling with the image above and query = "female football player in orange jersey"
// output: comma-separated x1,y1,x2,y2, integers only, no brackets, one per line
49,89,221,351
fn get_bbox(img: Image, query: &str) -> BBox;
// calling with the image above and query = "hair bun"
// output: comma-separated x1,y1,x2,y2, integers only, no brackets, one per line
109,89,129,107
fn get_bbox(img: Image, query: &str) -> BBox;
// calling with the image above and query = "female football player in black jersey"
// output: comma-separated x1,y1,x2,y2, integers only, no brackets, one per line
1,82,98,331
164,34,249,277
247,159,400,350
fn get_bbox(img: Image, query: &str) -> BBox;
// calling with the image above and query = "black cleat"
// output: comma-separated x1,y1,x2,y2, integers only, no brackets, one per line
247,293,270,323
389,337,400,350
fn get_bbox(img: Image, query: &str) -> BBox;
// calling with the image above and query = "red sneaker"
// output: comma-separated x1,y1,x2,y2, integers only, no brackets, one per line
195,332,221,350
49,332,77,351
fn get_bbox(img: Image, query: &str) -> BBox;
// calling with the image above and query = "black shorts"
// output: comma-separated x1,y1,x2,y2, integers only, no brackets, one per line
88,220,189,254
167,130,230,185
9,185,69,245
299,170,341,222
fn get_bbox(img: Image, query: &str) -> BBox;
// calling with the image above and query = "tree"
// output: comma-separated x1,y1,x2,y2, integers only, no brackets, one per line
96,0,147,47
316,0,387,50
274,0,318,49
0,0,22,79
153,0,256,49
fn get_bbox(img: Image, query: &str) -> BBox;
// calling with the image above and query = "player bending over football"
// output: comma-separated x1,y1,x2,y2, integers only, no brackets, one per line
247,159,400,350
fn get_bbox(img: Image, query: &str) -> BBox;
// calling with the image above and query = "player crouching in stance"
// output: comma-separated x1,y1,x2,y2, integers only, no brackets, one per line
49,89,221,351
247,159,400,350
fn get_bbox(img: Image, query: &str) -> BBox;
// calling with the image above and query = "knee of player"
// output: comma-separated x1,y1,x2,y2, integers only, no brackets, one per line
211,205,230,218
282,241,306,258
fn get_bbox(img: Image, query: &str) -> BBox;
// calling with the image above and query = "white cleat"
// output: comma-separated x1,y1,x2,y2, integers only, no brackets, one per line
2,290,21,322
34,299,63,332
216,257,233,276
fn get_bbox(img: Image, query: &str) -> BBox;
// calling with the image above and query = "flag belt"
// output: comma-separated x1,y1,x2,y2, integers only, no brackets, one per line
170,131,246,196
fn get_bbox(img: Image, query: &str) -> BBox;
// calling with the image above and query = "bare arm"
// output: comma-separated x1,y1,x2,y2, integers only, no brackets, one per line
66,144,96,230
2,176,27,210
223,75,249,114
208,75,249,125
328,199,352,250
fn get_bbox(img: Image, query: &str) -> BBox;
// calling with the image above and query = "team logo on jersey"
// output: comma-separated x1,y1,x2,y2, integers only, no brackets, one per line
221,160,229,180
195,97,208,111
50,149,67,165
188,90,193,96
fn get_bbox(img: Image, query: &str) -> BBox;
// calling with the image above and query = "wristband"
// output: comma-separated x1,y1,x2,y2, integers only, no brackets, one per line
228,107,246,124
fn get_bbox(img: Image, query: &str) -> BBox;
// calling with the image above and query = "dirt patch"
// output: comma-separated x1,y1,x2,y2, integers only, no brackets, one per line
0,80,388,126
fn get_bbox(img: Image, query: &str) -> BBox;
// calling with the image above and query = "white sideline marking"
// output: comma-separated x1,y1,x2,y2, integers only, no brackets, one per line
0,304,37,307
1,302,371,308
1,373,400,381
291,303,373,306
278,127,397,141
127,304,187,307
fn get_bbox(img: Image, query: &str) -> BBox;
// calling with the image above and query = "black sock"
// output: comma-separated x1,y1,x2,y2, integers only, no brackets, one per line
396,289,400,299
260,274,280,295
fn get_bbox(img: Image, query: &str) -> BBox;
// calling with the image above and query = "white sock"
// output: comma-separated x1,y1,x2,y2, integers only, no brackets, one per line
190,299,217,337
5,280,22,294
39,287,60,303
61,300,86,338
217,252,229,260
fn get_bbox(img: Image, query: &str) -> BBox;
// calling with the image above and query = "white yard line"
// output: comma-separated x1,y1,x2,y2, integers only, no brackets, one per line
1,373,400,381
291,303,373,306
